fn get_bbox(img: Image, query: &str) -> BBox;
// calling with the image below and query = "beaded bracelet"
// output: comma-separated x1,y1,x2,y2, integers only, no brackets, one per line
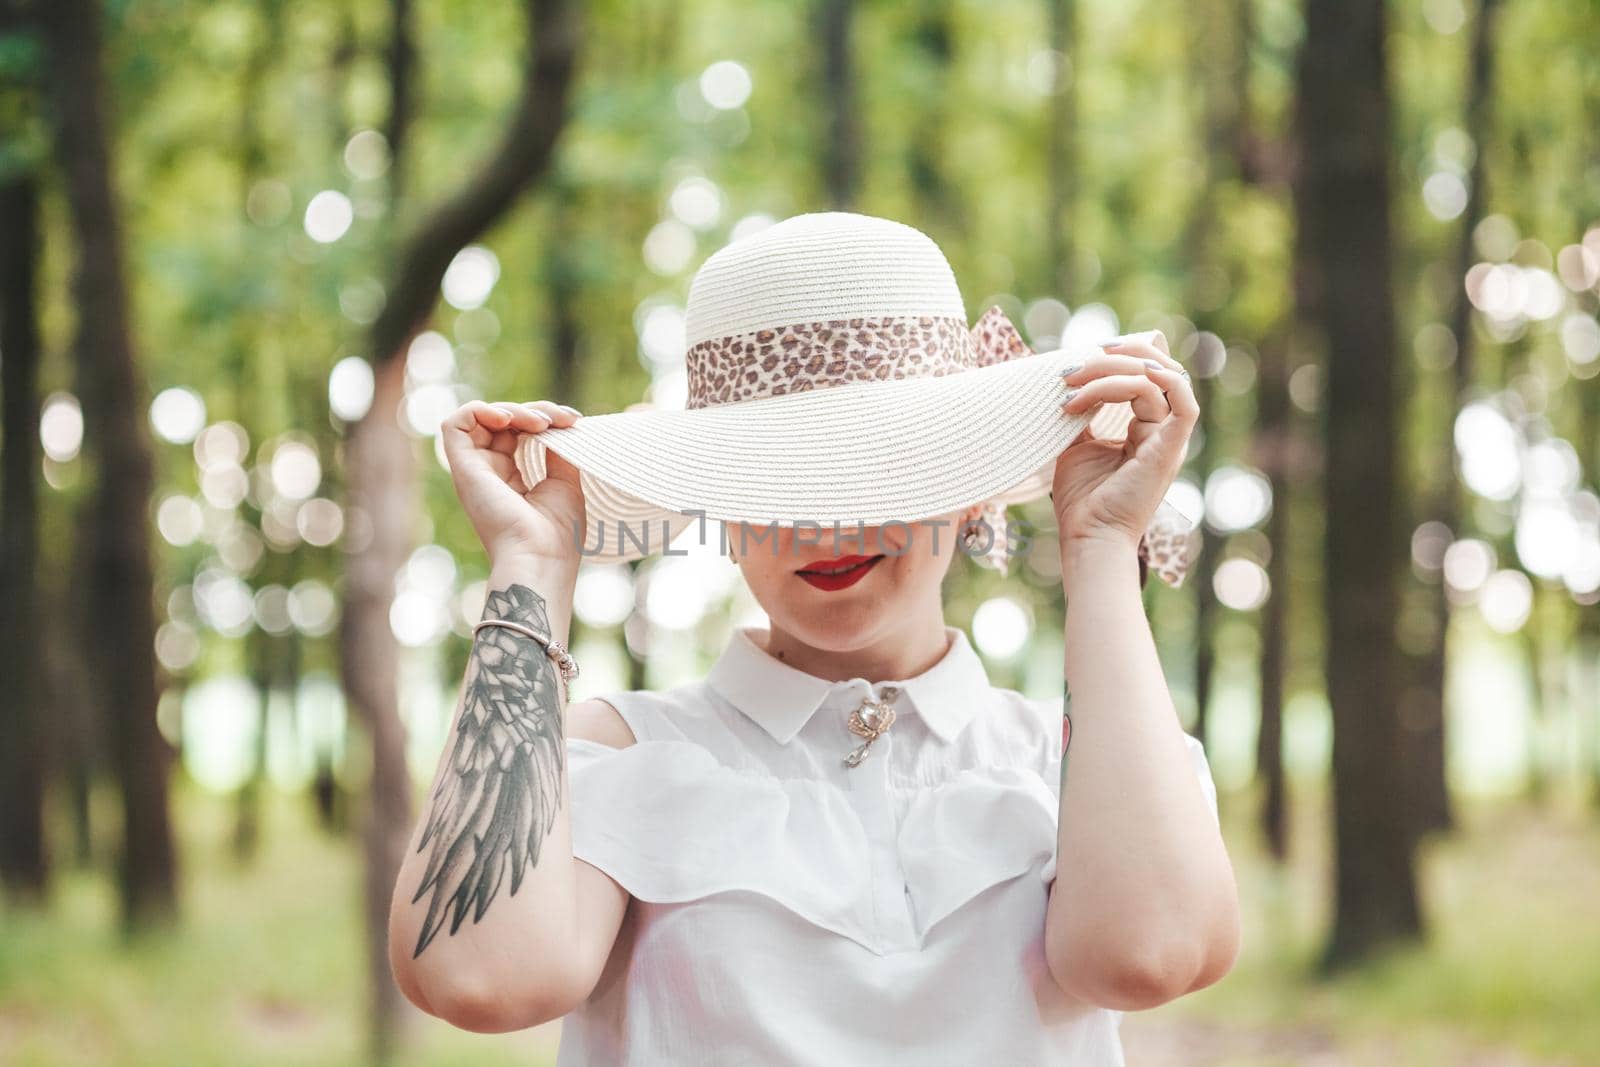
471,618,580,698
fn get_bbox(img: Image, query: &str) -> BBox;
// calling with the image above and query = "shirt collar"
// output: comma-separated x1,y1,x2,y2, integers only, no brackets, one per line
705,625,992,745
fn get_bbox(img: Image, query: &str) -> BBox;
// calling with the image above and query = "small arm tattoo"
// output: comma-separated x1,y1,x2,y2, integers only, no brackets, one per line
1061,675,1073,790
410,583,566,957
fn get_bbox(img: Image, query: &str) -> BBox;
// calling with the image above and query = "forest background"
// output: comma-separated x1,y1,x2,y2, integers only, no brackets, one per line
2,0,1599,1064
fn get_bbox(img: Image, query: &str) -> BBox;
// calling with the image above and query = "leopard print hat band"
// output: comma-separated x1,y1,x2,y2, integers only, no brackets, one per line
684,305,1033,407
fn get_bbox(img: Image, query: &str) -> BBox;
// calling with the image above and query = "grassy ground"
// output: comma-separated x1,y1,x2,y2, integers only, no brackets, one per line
1,783,1597,1067
1121,789,1600,1066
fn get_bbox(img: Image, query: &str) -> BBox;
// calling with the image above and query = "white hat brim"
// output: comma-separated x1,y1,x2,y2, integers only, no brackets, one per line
514,344,1101,564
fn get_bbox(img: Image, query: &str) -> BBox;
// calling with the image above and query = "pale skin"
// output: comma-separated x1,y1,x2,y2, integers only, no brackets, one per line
388,331,1239,1032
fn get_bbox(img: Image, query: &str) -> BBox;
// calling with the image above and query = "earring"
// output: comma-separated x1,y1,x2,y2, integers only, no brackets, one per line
960,512,984,552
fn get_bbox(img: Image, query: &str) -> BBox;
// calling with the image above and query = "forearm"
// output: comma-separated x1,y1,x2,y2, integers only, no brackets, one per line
1044,536,1238,1008
388,553,584,1030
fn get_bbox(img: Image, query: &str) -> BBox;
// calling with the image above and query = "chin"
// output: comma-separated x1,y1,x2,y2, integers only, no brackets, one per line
773,600,889,650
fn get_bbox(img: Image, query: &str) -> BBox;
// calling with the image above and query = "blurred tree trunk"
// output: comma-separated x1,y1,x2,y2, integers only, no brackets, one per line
542,182,583,660
1293,0,1423,967
231,581,314,859
626,559,649,689
1045,0,1077,300
1254,323,1292,861
908,1,956,234
311,751,345,831
42,0,179,929
385,0,415,201
328,4,360,149
1581,238,1600,807
341,354,418,1064
1405,0,1504,839
0,171,49,901
1188,466,1219,752
1578,39,1600,803
48,513,100,868
362,0,580,369
545,180,582,405
1518,608,1552,800
340,0,580,1058
1181,0,1245,752
237,0,281,205
343,0,422,1056
233,634,275,863
1232,0,1299,859
230,0,288,868
1587,626,1600,810
816,0,859,209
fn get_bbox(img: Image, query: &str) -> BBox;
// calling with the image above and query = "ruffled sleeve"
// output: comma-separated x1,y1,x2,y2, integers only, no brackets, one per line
895,764,1059,941
564,736,888,953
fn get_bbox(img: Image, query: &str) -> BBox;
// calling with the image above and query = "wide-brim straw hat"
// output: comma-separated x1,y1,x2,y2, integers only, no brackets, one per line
514,212,1196,585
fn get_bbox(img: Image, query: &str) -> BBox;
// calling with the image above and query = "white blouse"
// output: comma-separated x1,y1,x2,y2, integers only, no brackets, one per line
556,624,1217,1066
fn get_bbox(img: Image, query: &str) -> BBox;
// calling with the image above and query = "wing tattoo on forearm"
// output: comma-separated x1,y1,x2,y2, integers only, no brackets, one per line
411,583,566,957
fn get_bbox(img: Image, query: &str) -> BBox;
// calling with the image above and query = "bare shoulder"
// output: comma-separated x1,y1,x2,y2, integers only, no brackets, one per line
565,697,637,748
562,696,638,1003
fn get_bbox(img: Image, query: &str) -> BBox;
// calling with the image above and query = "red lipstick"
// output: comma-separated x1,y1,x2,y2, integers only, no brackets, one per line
795,553,884,592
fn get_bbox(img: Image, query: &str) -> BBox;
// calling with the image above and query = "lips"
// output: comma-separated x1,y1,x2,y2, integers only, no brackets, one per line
795,554,884,592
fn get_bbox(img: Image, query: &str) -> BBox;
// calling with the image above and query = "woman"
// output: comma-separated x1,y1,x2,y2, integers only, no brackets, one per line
388,213,1239,1064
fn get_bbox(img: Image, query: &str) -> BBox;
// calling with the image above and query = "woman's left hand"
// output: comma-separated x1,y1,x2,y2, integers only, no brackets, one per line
1051,330,1198,548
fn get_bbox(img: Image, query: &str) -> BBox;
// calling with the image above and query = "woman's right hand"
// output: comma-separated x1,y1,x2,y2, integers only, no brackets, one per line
441,400,586,566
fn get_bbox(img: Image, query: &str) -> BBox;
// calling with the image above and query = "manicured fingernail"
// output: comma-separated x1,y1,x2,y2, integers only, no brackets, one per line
558,404,582,416
1062,387,1080,401
1142,357,1163,371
